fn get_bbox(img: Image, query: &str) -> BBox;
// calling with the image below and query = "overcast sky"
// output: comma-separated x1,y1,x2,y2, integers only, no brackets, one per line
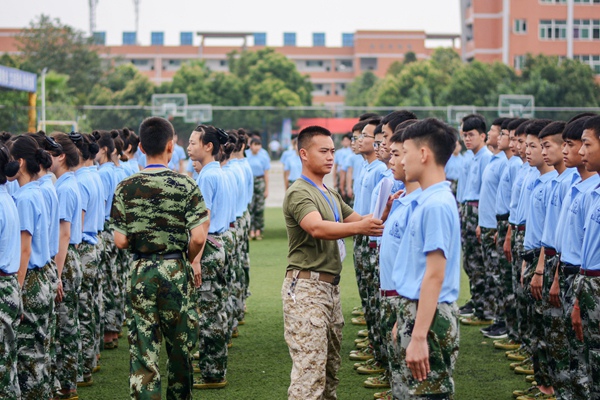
0,0,461,47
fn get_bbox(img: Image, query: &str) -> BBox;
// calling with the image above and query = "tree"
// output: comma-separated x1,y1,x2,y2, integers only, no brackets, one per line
344,71,379,107
404,51,417,64
16,15,104,104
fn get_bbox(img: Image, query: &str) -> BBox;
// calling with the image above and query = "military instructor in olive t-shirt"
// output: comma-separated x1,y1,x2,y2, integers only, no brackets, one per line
282,125,384,400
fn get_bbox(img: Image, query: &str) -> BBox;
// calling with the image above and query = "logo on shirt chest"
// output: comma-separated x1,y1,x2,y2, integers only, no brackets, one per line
569,198,580,215
550,192,560,207
590,207,600,225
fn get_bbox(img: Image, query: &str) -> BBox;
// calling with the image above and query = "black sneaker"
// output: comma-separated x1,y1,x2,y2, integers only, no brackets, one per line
459,302,474,318
484,325,508,339
480,322,498,334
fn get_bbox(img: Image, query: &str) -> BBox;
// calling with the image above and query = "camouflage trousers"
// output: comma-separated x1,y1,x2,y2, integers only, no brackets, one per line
197,235,229,381
380,295,400,382
100,229,120,333
250,176,266,232
0,274,21,400
363,239,384,363
282,274,343,400
115,248,131,331
511,228,526,343
393,298,459,399
575,274,600,399
128,257,198,400
548,264,590,399
94,236,104,356
77,241,98,377
242,210,251,301
46,260,58,394
353,235,368,313
461,203,487,319
496,221,510,320
232,220,246,323
222,229,239,336
480,227,500,319
18,264,52,399
55,246,82,392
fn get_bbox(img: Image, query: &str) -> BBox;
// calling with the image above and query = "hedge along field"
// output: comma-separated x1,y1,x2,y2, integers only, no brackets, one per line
79,207,526,399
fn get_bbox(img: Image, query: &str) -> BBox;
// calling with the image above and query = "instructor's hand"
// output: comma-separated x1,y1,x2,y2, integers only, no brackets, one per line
358,215,384,237
191,261,202,288
406,336,430,382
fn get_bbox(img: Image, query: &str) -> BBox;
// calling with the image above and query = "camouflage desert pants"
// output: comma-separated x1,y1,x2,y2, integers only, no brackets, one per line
381,295,400,382
250,176,265,232
282,274,343,400
0,274,21,400
575,274,600,399
100,229,119,333
511,227,526,343
462,204,487,319
78,241,98,377
480,227,499,319
364,239,383,363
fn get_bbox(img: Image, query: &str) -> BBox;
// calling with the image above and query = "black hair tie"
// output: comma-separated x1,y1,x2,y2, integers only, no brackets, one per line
45,135,63,151
216,127,229,145
68,131,83,143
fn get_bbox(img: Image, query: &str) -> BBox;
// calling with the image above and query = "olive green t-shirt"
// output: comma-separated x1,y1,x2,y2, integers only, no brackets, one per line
283,178,354,275
111,168,208,254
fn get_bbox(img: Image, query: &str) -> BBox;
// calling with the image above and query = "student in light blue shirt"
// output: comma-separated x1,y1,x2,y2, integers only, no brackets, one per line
333,134,352,198
119,128,141,176
168,133,187,173
0,141,21,399
283,149,302,190
390,118,461,400
247,137,270,239
8,135,54,399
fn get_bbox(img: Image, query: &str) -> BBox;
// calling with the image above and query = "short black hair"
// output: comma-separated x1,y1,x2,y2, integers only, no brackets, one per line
500,118,516,131
138,117,174,157
298,125,332,151
352,120,368,133
364,117,382,127
381,110,418,132
583,115,600,138
568,112,598,124
524,119,553,137
389,119,418,144
374,124,383,135
402,118,457,166
507,118,529,132
358,113,380,121
0,143,10,184
515,120,530,136
538,121,566,140
343,133,352,141
563,116,591,141
461,114,486,135
492,117,507,127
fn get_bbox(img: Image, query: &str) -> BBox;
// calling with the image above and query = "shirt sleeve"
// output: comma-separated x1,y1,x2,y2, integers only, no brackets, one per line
262,154,271,171
421,203,453,259
198,174,216,211
16,197,35,235
287,188,318,225
186,179,209,231
57,187,77,223
110,184,128,236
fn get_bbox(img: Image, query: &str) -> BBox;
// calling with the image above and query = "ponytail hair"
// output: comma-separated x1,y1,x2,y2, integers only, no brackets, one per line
221,130,237,161
194,125,229,157
9,135,47,176
83,134,100,160
93,130,116,158
120,128,140,154
111,130,128,162
51,132,81,168
25,132,62,169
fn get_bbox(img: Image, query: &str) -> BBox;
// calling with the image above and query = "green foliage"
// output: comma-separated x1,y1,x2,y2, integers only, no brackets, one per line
403,51,417,64
344,71,379,107
16,15,104,105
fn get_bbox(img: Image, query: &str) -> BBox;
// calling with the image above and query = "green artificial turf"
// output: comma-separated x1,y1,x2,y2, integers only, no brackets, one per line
79,207,528,399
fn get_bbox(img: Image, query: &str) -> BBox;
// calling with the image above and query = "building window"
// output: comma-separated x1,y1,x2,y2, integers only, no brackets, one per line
313,33,325,47
151,32,164,46
574,0,600,3
92,31,106,45
336,59,353,71
219,60,227,67
305,60,324,68
360,57,378,71
123,32,137,45
180,32,193,46
254,32,267,46
574,19,600,39
342,33,354,47
514,55,527,70
539,19,567,39
540,0,566,3
283,32,296,46
514,19,527,33
576,55,600,74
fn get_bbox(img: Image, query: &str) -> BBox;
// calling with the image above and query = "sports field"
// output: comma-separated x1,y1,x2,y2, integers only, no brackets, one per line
79,208,525,399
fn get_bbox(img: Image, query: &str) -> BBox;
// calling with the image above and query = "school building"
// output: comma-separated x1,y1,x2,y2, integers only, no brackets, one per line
460,0,600,73
0,28,459,105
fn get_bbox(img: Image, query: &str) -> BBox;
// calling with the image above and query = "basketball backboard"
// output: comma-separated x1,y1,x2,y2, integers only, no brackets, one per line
498,95,534,118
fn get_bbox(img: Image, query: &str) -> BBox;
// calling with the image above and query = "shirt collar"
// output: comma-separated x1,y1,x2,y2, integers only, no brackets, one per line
398,187,423,205
415,181,451,205
536,169,558,184
473,146,490,159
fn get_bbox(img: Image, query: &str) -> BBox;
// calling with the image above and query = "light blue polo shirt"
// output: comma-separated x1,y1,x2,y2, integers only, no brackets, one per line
347,154,366,202
98,162,117,221
0,184,21,274
187,159,199,180
334,147,352,172
55,172,83,245
556,175,600,265
38,173,60,257
13,181,51,269
462,146,492,201
456,150,474,203
496,155,522,216
280,147,296,166
247,151,271,177
241,158,254,206
88,166,106,232
513,166,540,226
76,167,104,245
523,170,558,250
137,152,147,168
121,159,140,176
197,161,229,234
392,181,461,302
221,162,238,224
6,180,19,196
355,159,386,216
230,159,248,218
379,187,422,290
168,144,186,171
479,151,507,229
283,153,302,183
445,153,464,181
541,168,579,249
582,184,600,271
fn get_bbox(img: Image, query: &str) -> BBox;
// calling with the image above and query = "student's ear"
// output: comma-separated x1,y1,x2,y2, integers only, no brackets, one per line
139,142,147,155
299,148,308,161
166,140,174,154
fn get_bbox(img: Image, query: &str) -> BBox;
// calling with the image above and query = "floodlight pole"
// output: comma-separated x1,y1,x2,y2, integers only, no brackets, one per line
41,67,48,133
